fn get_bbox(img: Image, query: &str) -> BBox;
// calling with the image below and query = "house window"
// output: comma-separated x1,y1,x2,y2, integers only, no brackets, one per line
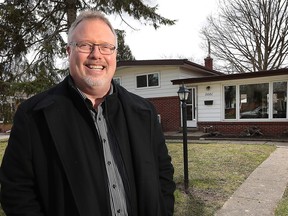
224,82,287,120
273,82,287,118
240,83,269,119
136,73,159,88
224,86,236,119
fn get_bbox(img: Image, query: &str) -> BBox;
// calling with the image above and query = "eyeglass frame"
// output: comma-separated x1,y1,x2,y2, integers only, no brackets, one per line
69,41,117,55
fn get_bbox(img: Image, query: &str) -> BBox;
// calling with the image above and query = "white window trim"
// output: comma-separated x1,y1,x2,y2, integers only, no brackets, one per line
223,81,287,121
135,72,160,89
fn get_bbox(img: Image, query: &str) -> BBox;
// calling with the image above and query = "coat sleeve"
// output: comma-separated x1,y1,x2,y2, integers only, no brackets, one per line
0,106,45,216
151,106,176,216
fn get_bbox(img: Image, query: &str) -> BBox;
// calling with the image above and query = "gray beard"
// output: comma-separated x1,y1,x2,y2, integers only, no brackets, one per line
84,76,105,87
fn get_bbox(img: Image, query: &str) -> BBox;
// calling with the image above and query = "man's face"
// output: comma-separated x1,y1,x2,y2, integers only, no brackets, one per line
67,19,117,93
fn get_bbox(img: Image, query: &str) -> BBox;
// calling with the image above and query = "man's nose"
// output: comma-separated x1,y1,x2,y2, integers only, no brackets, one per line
89,45,102,57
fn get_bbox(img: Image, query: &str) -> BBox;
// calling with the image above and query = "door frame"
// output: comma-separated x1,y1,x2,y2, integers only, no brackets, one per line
180,87,197,128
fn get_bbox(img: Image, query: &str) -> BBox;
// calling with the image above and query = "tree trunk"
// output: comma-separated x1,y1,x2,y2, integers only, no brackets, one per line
64,0,77,29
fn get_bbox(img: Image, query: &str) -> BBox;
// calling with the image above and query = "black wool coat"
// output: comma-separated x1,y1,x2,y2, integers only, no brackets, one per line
0,76,175,216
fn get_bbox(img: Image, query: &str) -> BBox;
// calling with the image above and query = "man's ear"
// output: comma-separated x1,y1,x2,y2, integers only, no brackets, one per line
66,46,71,56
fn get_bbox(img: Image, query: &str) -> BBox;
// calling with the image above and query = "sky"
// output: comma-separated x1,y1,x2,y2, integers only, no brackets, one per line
111,0,219,65
0,0,219,65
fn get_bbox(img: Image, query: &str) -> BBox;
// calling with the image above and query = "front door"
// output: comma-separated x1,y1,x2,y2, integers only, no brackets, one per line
186,87,197,127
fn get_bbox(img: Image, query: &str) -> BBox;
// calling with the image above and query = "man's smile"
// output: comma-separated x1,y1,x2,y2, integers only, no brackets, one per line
86,65,105,70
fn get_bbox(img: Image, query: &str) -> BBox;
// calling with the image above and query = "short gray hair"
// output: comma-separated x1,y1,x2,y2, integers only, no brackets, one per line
67,10,117,46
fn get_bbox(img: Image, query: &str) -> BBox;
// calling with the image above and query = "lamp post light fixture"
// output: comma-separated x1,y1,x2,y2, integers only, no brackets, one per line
177,84,190,193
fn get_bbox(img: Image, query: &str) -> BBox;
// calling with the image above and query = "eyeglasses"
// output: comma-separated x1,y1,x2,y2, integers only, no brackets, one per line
69,41,117,55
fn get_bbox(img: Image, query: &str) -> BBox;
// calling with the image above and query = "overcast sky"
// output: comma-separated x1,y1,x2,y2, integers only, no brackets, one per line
111,0,219,65
0,0,219,65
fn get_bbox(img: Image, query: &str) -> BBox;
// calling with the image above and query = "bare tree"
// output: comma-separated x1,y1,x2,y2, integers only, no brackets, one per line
201,0,288,73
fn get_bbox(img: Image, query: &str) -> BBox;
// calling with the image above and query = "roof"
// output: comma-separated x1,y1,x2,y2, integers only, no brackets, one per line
117,59,224,76
171,68,288,85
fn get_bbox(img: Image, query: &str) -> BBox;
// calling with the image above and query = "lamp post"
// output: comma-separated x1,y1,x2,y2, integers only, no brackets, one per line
177,84,190,193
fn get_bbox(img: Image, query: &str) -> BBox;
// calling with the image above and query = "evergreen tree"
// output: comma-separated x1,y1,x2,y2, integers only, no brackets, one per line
116,30,135,61
0,0,175,122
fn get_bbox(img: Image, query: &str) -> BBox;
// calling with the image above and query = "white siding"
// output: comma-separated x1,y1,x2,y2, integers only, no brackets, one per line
194,84,222,121
116,66,183,98
179,68,214,78
115,65,216,99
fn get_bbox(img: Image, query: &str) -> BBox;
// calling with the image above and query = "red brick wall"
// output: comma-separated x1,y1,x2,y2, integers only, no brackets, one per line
148,96,180,132
198,121,288,137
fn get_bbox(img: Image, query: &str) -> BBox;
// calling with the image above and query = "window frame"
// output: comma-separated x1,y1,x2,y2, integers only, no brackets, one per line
223,81,287,120
135,72,160,89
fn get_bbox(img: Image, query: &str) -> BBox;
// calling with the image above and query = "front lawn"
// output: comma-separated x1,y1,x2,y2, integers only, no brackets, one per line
275,184,288,216
168,142,276,215
0,140,282,216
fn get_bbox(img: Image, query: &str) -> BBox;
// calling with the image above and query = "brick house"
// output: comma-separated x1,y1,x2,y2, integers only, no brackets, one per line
116,58,222,132
116,59,288,137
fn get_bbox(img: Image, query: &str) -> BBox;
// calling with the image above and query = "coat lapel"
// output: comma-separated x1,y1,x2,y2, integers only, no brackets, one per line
109,86,162,215
34,84,110,216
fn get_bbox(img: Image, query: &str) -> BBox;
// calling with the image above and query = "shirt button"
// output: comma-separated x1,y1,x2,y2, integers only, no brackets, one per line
112,184,116,189
107,161,111,165
117,209,121,213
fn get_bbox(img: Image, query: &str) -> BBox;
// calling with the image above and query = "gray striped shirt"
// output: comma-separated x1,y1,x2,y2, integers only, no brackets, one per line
77,87,128,216
90,105,128,215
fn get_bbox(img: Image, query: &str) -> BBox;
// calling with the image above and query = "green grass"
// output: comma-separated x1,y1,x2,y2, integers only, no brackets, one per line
0,140,7,165
168,143,277,216
0,140,286,216
275,184,288,216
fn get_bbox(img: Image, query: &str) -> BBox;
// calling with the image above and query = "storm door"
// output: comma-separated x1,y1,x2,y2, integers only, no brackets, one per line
186,87,197,127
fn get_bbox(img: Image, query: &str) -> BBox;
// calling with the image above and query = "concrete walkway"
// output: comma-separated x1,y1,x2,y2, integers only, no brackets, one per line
215,145,288,216
0,134,9,141
164,131,288,215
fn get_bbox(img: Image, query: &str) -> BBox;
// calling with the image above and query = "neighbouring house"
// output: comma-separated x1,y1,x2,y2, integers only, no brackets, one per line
0,93,27,132
116,59,288,137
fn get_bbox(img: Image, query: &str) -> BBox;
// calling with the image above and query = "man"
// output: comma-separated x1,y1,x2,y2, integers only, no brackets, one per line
0,10,175,216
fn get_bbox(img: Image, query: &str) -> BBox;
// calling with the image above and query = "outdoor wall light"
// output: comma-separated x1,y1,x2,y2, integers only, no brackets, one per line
177,84,190,101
